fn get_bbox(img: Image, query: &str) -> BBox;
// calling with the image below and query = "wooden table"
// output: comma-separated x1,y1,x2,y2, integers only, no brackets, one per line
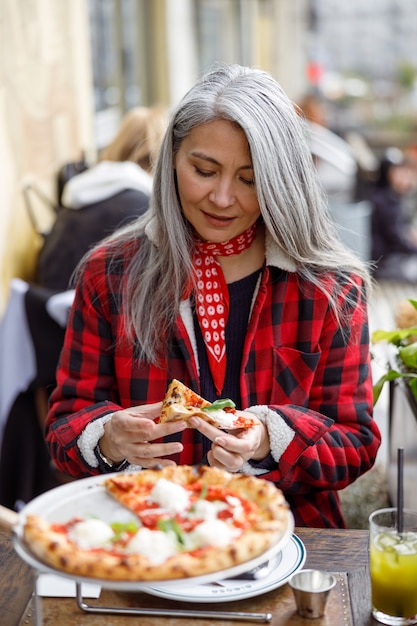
1,527,376,626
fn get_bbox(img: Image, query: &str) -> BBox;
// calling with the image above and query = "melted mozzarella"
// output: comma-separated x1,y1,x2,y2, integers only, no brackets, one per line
126,528,179,564
225,495,244,521
70,519,114,549
188,498,227,520
150,478,190,513
190,519,241,547
204,409,236,428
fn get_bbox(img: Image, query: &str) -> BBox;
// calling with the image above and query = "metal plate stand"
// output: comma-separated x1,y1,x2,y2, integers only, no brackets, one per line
75,583,272,622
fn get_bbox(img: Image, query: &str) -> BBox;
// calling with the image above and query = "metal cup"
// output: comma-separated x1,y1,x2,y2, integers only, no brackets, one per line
289,569,336,619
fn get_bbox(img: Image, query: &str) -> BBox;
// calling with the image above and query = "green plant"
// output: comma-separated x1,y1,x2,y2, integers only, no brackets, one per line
372,299,417,405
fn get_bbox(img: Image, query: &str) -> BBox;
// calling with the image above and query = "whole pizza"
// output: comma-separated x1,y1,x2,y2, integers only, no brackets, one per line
23,465,290,582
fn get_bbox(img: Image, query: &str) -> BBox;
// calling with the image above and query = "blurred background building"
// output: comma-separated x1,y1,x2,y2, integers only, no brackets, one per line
1,0,417,310
308,0,417,148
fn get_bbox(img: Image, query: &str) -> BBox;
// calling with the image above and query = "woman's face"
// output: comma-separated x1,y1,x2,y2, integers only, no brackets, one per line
174,119,261,242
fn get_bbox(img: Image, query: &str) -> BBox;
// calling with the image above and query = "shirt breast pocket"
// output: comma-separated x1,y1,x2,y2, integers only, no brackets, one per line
272,346,321,406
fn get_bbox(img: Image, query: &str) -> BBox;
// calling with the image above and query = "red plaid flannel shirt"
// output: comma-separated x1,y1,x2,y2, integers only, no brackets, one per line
45,243,381,528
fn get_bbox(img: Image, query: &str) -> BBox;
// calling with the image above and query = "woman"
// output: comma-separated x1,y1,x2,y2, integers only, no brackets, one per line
37,106,167,291
369,147,417,282
46,64,381,528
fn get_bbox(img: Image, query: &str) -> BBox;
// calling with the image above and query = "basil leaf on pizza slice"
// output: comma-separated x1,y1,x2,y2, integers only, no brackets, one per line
160,379,260,429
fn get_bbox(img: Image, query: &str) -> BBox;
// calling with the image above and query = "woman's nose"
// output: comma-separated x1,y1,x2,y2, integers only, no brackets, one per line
208,179,235,208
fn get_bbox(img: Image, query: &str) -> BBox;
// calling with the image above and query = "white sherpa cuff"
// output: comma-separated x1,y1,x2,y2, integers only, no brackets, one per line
246,405,295,463
77,414,142,472
77,414,114,468
241,462,268,476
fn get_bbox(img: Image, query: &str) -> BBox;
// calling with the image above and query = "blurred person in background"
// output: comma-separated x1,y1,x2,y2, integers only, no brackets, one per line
402,142,417,225
45,63,381,528
369,147,417,282
36,106,167,291
0,106,167,509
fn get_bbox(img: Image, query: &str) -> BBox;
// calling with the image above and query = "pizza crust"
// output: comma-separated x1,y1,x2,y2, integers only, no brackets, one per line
24,514,280,581
161,379,210,415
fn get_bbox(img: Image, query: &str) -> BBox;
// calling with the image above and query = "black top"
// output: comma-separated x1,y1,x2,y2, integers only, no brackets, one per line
194,268,262,406
36,189,150,291
370,186,417,261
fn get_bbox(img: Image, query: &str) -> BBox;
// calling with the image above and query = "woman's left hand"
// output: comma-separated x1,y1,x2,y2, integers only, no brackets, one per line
189,412,270,472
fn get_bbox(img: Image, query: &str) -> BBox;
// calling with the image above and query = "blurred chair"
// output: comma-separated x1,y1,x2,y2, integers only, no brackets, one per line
0,279,35,448
0,279,74,510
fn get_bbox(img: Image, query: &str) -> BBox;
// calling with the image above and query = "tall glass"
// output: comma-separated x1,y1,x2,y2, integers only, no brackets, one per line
369,508,417,625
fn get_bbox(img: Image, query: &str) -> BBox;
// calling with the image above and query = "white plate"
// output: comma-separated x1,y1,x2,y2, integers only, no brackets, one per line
142,534,306,602
13,472,296,591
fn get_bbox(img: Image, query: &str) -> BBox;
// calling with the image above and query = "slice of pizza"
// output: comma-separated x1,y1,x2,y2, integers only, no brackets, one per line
160,379,260,429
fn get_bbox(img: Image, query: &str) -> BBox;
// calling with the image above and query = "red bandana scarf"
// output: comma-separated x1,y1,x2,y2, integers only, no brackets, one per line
193,223,257,396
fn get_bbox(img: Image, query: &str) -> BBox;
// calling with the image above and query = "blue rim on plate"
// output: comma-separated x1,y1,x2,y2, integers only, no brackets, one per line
141,534,306,603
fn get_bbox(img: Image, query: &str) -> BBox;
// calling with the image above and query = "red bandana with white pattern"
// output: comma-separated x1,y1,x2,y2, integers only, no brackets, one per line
193,222,257,396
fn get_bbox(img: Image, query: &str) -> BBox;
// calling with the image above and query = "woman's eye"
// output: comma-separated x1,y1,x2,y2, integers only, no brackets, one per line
240,177,255,186
195,167,214,178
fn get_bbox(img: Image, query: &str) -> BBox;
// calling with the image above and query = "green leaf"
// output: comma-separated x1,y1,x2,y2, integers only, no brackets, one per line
110,521,139,541
373,370,403,405
202,398,236,412
399,342,417,368
199,483,208,500
371,301,417,406
409,378,417,401
157,518,186,545
372,328,417,345
373,369,417,405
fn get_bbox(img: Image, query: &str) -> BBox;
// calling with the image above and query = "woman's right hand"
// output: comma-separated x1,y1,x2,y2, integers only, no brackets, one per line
99,403,187,468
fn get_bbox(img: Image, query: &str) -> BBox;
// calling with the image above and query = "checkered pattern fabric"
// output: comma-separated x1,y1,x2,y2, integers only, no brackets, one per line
45,241,381,528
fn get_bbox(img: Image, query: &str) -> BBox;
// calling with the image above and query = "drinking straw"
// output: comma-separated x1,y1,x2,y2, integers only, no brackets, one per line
397,447,404,535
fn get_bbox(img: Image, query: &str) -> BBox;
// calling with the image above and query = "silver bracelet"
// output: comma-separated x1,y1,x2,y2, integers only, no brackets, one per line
95,443,128,471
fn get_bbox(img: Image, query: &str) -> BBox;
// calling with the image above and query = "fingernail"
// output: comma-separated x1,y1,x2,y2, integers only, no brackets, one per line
189,417,199,427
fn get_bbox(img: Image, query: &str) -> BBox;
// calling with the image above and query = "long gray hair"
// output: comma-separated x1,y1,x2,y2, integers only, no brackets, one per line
86,63,371,362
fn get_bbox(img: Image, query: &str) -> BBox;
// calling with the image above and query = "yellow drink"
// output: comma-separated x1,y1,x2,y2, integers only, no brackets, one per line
370,530,417,620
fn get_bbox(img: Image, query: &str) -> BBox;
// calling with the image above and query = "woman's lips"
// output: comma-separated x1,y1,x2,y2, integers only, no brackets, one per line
202,211,234,226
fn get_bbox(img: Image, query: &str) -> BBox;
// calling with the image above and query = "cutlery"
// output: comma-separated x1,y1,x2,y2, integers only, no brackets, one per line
225,554,281,581
76,586,272,622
